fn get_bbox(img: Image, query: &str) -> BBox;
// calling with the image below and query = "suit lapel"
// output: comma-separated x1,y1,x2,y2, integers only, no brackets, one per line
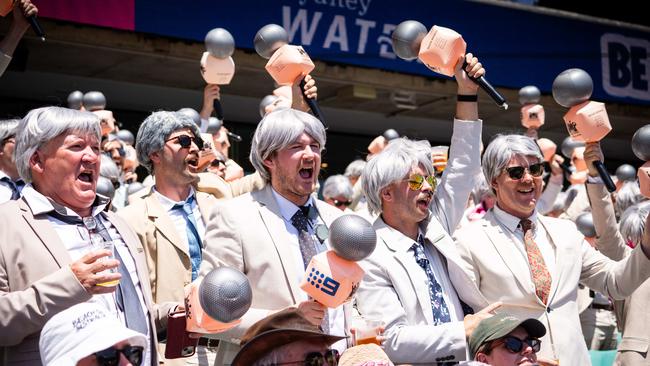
253,186,302,303
376,219,434,325
18,198,72,267
144,194,188,257
482,212,537,301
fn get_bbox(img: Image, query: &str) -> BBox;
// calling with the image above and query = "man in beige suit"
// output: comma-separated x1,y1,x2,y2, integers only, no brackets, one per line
0,107,175,365
200,108,344,365
118,111,220,364
454,134,650,365
584,142,650,365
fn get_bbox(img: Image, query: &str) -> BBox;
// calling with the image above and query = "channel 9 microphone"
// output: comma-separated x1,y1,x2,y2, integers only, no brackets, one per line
300,215,377,308
254,24,326,126
553,68,616,192
82,91,106,112
616,164,636,183
519,85,545,130
391,20,507,109
201,28,235,121
632,125,650,197
0,0,45,41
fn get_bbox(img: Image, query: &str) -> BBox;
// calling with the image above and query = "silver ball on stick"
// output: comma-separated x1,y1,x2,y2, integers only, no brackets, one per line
254,24,289,59
391,20,427,60
576,213,596,238
616,164,637,182
67,91,84,110
205,28,235,59
518,85,541,105
199,267,252,322
632,124,650,161
259,95,278,118
116,130,135,146
383,129,400,141
560,136,585,158
552,68,593,108
177,108,201,126
328,215,377,261
82,91,107,111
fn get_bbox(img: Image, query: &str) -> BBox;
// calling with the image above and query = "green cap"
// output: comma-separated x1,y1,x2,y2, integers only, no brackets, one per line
468,313,546,359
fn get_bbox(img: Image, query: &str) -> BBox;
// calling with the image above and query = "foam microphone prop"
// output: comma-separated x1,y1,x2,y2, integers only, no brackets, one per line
82,91,106,112
67,91,83,110
383,129,400,142
300,215,376,308
632,125,650,197
616,164,636,183
0,0,45,41
96,176,116,201
184,267,252,334
254,24,326,126
576,212,597,245
519,86,545,129
201,28,235,121
553,68,616,192
116,129,135,146
177,108,201,126
392,20,507,109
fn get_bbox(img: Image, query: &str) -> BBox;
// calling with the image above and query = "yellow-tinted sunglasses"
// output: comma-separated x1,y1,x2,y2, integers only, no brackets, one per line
407,173,437,191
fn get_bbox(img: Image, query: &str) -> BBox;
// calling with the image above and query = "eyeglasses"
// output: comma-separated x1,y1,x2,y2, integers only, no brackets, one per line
406,173,437,191
332,199,352,208
271,349,339,366
504,163,545,180
210,159,225,167
94,345,144,366
166,135,203,150
492,336,541,354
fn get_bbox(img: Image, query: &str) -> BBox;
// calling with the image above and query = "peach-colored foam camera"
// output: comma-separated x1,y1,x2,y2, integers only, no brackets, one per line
184,280,241,333
536,138,556,162
521,104,545,129
300,251,364,308
418,26,466,77
638,162,650,198
200,52,235,85
562,101,611,143
265,44,315,85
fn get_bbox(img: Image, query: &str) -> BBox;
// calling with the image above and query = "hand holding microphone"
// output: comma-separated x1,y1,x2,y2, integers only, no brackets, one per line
552,68,615,192
300,215,377,308
201,28,235,121
391,20,507,109
254,24,326,126
0,0,43,41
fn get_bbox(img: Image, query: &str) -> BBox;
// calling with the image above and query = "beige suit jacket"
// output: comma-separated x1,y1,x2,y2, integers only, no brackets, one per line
588,183,650,365
118,189,218,304
200,185,346,364
0,198,171,365
454,210,650,365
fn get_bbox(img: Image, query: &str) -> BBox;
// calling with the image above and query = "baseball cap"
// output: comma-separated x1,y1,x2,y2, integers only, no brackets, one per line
468,313,546,359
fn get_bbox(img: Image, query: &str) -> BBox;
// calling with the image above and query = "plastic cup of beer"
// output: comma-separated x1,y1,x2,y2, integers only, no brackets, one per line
93,238,119,287
352,318,384,346
431,145,449,174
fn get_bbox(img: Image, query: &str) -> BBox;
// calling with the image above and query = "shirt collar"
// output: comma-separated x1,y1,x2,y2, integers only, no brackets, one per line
271,187,315,222
21,184,109,218
153,186,196,212
492,204,538,233
377,216,425,252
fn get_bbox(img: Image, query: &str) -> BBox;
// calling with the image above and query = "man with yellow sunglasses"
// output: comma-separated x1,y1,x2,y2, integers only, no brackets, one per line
354,54,500,365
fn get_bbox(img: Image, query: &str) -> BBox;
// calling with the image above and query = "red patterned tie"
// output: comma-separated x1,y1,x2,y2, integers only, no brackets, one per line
520,219,551,304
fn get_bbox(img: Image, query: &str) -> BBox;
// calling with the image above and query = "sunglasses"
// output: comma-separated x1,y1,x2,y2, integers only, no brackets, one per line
210,159,225,167
406,173,437,191
166,135,203,150
493,336,541,354
504,163,545,180
94,345,144,366
332,199,352,208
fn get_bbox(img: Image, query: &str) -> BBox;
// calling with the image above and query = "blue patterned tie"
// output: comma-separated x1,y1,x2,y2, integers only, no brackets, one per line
1,176,21,200
173,195,202,281
411,234,451,325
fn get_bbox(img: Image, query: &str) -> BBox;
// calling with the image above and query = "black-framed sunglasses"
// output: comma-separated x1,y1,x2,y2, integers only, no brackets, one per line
406,173,437,191
504,163,545,180
493,336,541,354
94,345,144,366
166,134,203,150
332,199,352,208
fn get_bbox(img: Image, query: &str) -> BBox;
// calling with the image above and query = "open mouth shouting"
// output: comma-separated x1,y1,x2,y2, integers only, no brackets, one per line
299,165,314,181
77,169,95,185
185,155,199,171
416,192,432,211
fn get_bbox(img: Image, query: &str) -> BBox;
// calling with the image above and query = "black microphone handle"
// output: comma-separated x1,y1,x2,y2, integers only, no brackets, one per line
462,60,507,109
226,131,242,142
299,78,327,129
213,99,224,121
594,161,616,192
28,15,45,41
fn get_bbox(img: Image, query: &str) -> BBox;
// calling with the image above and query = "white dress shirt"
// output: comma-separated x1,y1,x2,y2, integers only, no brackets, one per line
271,188,347,351
21,185,153,366
153,187,207,241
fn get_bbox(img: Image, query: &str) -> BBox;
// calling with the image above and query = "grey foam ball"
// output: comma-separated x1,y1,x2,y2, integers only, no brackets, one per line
206,117,222,135
116,129,135,146
632,124,650,161
67,90,84,110
199,267,252,322
576,213,596,238
254,24,289,59
552,68,593,108
205,28,235,59
259,95,278,118
560,137,585,158
82,91,106,111
127,182,145,195
383,129,399,141
96,176,115,200
177,108,201,126
329,214,377,261
391,20,427,60
616,164,637,182
518,85,541,105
